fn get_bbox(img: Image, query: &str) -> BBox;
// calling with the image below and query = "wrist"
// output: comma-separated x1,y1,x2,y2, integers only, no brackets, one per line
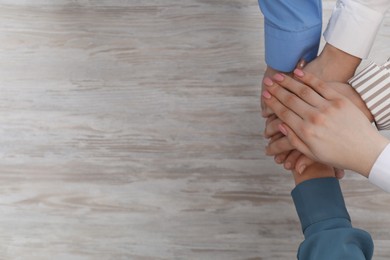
309,44,361,82
359,135,390,177
293,162,335,186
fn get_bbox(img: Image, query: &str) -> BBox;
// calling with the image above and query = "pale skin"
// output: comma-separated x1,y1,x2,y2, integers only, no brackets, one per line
261,44,366,175
292,162,336,186
264,79,374,173
262,69,390,177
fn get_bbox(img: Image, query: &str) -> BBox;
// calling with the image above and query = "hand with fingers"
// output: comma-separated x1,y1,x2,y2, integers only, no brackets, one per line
262,69,390,177
261,45,364,176
265,114,314,172
264,113,345,178
261,61,313,175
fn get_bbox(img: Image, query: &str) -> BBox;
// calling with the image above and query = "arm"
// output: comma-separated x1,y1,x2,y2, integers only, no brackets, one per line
290,163,373,259
258,0,322,72
259,0,322,115
260,0,386,171
293,177,373,259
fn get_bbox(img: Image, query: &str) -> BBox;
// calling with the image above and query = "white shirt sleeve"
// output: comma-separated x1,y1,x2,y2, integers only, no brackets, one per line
368,143,390,192
324,0,390,58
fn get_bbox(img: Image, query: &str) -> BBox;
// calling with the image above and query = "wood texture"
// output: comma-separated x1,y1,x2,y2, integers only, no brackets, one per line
0,1,387,259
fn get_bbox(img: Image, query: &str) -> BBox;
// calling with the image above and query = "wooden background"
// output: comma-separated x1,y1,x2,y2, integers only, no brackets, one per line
0,0,388,259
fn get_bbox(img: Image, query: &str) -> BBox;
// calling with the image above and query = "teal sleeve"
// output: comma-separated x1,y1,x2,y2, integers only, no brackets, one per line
292,178,374,260
258,0,322,72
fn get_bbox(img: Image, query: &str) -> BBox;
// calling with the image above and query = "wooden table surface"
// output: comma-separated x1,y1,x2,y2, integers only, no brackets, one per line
0,0,388,259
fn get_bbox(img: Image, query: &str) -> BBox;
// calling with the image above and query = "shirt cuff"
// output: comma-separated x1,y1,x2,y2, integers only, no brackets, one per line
323,0,385,58
369,143,390,192
348,59,390,130
264,21,321,72
291,178,350,233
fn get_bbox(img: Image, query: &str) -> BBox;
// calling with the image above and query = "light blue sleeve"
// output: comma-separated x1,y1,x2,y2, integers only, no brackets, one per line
258,0,322,72
292,178,374,260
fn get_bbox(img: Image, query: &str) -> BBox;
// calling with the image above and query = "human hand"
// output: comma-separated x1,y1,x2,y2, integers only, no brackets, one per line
262,70,390,177
293,46,372,121
265,116,345,179
263,47,365,174
262,62,312,172
265,114,310,171
264,81,373,175
326,82,374,122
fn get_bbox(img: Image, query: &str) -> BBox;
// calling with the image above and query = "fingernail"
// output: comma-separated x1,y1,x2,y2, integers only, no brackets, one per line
278,124,287,135
296,59,306,69
274,156,282,164
294,69,304,77
298,165,306,175
263,77,273,87
285,162,291,169
273,73,284,82
262,90,271,99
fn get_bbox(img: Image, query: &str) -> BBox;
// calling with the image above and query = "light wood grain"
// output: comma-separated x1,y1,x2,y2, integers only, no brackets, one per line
0,1,388,259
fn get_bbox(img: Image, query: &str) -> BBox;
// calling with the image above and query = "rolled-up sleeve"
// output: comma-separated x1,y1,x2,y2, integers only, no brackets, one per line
324,0,390,58
292,178,374,259
259,0,322,72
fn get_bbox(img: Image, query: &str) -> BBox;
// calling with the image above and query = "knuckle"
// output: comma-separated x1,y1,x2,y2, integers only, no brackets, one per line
279,109,290,120
332,98,347,109
308,112,326,125
299,87,310,98
289,136,301,149
317,80,326,90
300,124,314,138
284,95,296,107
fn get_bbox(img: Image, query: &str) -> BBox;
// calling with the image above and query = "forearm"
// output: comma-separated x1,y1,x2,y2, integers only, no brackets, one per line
259,0,322,72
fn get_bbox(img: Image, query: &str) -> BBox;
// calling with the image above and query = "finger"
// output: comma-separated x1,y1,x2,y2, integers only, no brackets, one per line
271,73,325,107
266,136,294,156
293,69,339,100
263,74,316,121
295,155,316,175
274,151,289,165
284,150,302,170
268,132,284,144
264,117,283,138
263,88,307,130
261,78,275,117
335,168,345,180
265,113,277,125
261,96,274,118
278,123,314,161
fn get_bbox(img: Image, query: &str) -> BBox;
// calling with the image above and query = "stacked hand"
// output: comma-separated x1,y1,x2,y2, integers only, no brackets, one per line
262,69,389,176
261,44,372,177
